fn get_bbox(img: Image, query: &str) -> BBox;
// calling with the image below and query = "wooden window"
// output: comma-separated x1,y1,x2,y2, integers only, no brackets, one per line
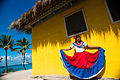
64,9,88,37
105,0,120,23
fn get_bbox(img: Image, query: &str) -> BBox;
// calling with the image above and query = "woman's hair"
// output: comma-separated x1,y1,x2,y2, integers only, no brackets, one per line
75,35,81,43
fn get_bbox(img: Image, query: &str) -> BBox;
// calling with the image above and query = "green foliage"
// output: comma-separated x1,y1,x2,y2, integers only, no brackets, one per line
16,37,32,70
0,35,32,71
0,35,19,53
16,37,32,55
0,35,20,73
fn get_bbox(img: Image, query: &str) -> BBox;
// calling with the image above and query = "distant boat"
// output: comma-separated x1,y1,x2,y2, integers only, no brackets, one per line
22,61,29,65
22,59,29,65
22,62,28,64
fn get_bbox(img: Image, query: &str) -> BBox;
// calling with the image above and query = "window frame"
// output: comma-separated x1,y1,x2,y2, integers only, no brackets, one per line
104,0,120,24
64,9,89,38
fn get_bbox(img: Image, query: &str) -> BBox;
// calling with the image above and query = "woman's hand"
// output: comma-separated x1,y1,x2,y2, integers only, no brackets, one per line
85,45,100,49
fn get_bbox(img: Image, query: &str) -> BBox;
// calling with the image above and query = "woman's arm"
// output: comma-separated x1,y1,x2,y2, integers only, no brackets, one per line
85,45,100,49
61,48,72,51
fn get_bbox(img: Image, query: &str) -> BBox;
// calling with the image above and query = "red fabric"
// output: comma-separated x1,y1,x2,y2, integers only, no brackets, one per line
74,36,76,39
65,50,100,69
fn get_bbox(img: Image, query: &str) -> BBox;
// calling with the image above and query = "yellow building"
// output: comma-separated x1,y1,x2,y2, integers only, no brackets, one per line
10,0,120,79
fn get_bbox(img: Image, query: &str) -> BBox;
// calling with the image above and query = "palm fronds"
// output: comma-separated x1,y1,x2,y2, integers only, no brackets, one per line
16,37,32,70
0,35,17,73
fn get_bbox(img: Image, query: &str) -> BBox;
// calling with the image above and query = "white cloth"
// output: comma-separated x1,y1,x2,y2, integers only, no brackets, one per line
70,41,88,53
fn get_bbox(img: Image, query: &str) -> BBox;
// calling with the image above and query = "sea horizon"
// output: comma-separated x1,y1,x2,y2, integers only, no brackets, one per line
0,62,32,67
0,63,32,74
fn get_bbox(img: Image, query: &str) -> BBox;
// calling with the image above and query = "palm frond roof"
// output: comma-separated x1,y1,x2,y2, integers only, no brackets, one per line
9,0,80,34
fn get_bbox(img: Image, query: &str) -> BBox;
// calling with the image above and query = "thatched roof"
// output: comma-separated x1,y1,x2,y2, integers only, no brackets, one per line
9,0,79,34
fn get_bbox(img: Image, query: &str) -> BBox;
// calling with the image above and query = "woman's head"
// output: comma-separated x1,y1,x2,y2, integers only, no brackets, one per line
74,35,81,42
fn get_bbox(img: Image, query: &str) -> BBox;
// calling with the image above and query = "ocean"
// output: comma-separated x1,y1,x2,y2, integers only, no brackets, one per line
0,63,32,74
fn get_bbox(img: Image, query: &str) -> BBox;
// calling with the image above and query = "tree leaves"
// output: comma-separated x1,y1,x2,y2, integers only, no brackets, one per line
0,35,15,50
0,34,32,71
16,37,32,56
0,34,32,55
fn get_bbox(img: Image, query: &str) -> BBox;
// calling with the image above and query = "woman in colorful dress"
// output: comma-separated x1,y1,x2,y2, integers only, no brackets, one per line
60,35,105,79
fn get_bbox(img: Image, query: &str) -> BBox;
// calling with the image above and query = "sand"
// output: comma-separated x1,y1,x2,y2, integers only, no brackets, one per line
0,69,33,80
0,69,70,80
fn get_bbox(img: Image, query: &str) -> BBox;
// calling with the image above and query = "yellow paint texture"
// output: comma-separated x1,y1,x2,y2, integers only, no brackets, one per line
32,0,120,79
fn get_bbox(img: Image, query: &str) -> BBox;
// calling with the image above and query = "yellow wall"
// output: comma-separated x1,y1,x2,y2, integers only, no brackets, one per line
32,0,120,79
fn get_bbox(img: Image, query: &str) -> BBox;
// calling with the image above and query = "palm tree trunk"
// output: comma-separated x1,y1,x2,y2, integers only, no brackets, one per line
5,48,8,73
23,53,26,70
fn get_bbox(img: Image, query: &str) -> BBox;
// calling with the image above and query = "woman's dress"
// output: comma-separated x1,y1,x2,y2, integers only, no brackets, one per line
59,41,105,79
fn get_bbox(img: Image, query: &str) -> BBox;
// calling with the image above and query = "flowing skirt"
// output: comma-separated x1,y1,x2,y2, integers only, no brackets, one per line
59,47,105,79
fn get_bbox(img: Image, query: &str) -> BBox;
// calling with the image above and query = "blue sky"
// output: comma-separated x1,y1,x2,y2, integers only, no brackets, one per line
0,0,39,66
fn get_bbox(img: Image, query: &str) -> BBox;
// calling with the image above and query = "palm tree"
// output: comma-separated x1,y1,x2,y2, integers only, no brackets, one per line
16,37,31,70
0,35,19,73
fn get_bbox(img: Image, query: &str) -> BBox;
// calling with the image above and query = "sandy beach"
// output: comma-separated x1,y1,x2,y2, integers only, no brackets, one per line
0,69,71,80
0,69,33,80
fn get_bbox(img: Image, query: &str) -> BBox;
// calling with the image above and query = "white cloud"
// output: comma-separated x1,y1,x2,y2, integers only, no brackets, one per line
0,56,5,58
0,53,32,66
13,54,22,60
25,53,32,58
7,56,12,60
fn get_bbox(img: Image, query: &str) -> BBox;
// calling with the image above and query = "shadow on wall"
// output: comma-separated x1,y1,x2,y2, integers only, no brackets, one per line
32,0,120,49
32,23,120,50
32,15,72,49
31,0,120,78
83,23,120,39
81,0,120,39
32,0,120,51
